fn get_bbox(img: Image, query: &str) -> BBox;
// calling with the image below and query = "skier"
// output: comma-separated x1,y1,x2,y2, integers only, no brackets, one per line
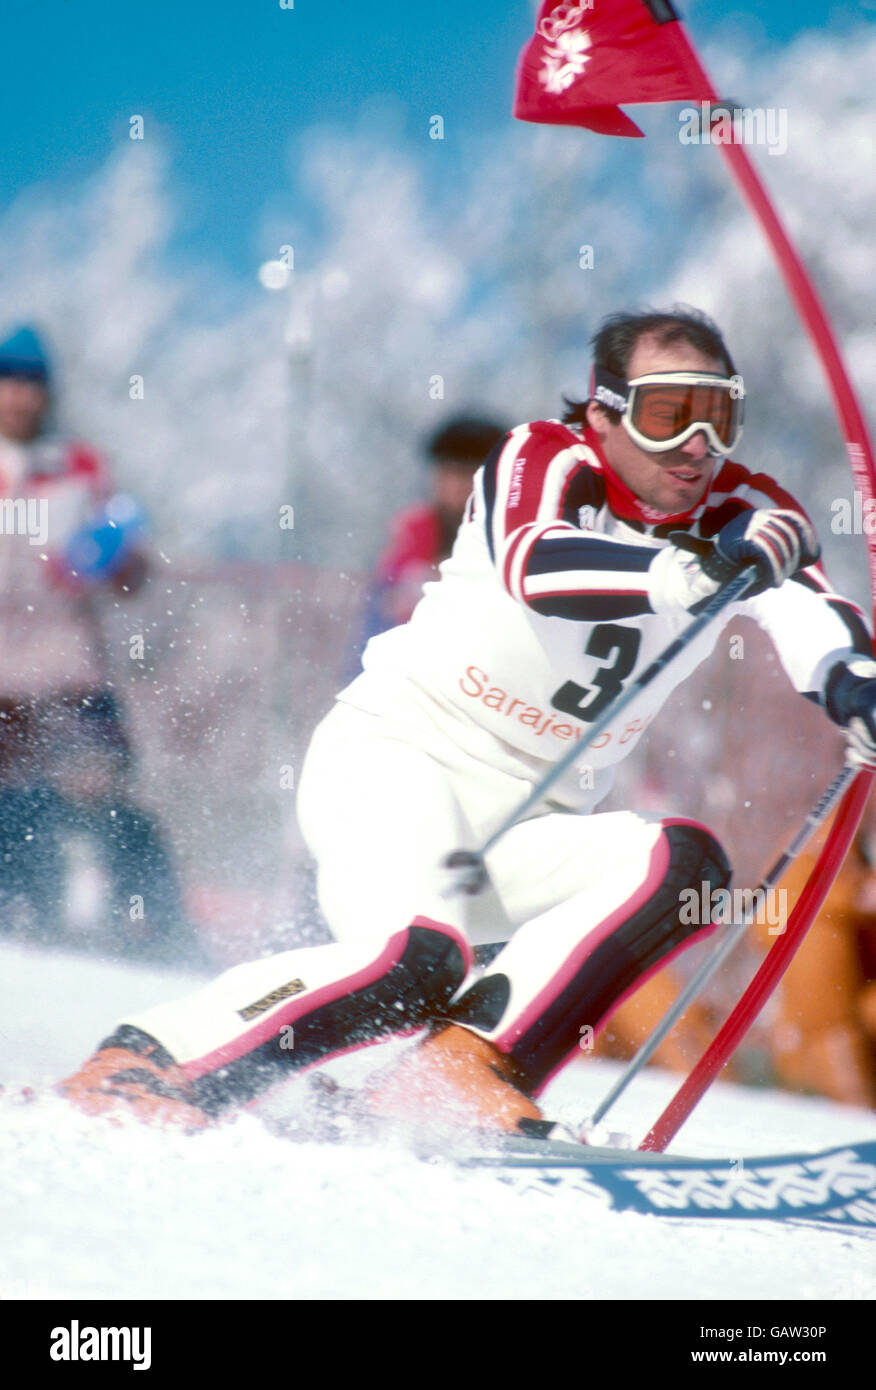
61,307,876,1136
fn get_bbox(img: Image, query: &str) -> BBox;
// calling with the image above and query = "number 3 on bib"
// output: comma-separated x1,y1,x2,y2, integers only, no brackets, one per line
550,623,642,723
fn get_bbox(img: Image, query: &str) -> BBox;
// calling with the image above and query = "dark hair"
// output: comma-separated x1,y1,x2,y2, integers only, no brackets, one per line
563,306,736,427
425,416,508,466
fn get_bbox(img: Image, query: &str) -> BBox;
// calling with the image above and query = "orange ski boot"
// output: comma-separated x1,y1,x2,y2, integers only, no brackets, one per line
57,1027,212,1132
364,1023,544,1135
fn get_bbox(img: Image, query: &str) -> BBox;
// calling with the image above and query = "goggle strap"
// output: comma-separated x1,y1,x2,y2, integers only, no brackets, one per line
590,365,629,415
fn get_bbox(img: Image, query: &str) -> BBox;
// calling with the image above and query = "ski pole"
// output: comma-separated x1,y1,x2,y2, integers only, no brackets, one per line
584,762,858,1134
444,564,759,894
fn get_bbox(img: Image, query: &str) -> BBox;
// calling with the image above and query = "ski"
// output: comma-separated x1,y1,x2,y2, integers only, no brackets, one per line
450,1134,876,1229
264,1076,876,1230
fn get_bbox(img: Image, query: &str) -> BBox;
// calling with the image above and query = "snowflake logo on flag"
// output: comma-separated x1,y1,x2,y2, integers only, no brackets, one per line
539,27,593,94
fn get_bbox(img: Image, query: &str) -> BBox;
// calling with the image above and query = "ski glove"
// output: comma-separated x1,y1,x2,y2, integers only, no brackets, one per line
824,659,876,770
649,507,820,615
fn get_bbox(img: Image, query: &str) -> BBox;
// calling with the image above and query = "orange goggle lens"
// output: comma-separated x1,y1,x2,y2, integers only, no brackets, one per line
631,382,740,449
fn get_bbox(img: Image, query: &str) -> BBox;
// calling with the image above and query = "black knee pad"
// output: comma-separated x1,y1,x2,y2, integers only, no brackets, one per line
662,821,732,902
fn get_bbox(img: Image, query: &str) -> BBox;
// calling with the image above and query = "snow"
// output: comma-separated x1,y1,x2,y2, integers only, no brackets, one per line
1,940,873,1301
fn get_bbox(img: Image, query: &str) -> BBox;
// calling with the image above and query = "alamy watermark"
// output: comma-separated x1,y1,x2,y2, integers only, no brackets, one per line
50,1321,151,1370
0,497,48,546
831,491,876,534
680,881,788,935
679,104,788,157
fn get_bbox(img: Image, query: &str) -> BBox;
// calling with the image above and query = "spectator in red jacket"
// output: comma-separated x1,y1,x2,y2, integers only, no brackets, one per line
363,416,508,641
0,324,186,958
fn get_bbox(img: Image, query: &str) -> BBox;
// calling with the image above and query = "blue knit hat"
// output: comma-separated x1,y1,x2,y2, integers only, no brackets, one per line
0,326,52,384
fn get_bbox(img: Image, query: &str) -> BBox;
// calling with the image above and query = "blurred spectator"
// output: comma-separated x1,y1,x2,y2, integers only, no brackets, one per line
0,324,185,957
361,415,508,642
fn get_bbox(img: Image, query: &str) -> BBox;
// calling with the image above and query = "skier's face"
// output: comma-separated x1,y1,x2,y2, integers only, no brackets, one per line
586,335,725,515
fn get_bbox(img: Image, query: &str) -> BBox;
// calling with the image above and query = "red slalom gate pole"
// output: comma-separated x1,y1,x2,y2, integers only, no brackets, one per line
640,770,873,1153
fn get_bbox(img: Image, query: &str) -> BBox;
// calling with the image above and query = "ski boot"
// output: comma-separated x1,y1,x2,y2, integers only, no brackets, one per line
363,1023,546,1136
57,1026,212,1132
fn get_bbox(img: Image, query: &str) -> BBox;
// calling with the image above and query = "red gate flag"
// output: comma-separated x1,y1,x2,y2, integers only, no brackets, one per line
513,0,710,136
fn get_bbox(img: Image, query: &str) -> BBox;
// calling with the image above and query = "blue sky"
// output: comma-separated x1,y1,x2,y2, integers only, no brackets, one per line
1,0,870,280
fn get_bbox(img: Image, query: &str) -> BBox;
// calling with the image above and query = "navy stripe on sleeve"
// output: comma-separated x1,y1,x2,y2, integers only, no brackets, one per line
529,593,653,620
526,535,655,577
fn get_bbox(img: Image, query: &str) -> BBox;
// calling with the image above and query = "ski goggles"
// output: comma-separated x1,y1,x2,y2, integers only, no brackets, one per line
590,366,744,456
